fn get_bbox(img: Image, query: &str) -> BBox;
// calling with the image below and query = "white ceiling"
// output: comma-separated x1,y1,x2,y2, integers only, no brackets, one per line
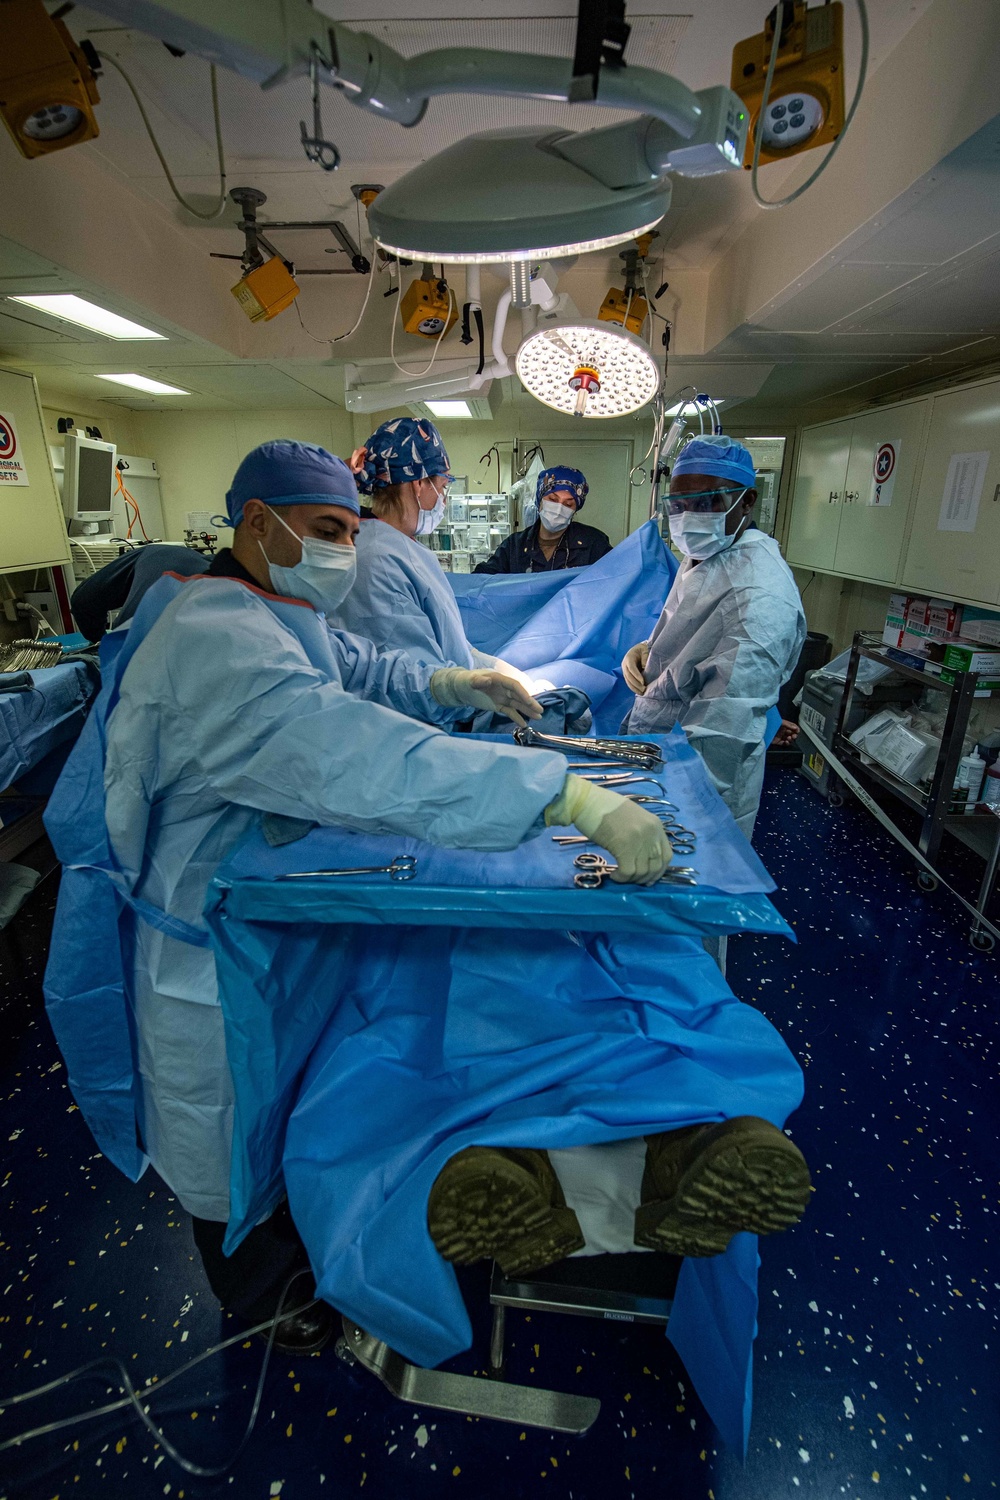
5,0,999,422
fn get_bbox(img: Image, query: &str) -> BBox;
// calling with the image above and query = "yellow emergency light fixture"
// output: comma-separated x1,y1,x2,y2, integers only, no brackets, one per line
399,267,458,340
0,0,101,158
597,232,657,337
731,1,845,167
230,256,300,323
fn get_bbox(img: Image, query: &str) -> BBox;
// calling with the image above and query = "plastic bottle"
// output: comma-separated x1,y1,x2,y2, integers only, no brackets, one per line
952,751,987,814
983,763,1000,812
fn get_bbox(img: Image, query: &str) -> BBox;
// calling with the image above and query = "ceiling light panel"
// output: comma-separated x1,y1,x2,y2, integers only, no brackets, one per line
96,372,189,394
8,294,166,339
425,400,473,418
515,322,661,419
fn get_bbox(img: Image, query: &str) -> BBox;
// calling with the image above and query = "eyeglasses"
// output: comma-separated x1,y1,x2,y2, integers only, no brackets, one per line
667,486,746,516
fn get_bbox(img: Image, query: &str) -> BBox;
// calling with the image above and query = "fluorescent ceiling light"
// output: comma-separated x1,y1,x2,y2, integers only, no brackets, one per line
666,398,725,416
425,400,474,418
8,294,166,340
369,127,670,264
515,321,661,419
96,373,189,395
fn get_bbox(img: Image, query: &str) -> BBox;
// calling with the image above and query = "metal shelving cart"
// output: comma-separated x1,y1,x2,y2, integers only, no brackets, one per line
833,631,1000,953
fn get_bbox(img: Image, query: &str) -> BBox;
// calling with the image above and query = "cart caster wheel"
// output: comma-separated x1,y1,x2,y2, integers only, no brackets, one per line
827,790,844,807
334,1336,358,1367
916,871,938,892
970,931,996,954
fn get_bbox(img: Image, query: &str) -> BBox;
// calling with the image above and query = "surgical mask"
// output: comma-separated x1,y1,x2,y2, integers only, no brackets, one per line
539,499,574,533
668,489,747,560
260,506,357,613
414,490,447,536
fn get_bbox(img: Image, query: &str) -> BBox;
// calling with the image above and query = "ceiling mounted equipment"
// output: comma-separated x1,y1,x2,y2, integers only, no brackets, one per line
731,1,845,166
514,320,661,419
0,0,101,158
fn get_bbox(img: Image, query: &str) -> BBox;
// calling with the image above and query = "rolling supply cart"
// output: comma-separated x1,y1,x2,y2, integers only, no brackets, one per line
831,631,1000,953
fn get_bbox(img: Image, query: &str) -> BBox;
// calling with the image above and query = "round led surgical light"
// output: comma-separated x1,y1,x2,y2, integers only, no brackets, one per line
515,321,661,419
368,126,671,265
760,92,825,150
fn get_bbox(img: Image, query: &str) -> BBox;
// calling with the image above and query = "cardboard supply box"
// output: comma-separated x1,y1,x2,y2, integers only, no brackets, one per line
882,592,909,648
941,643,1000,675
958,605,1000,648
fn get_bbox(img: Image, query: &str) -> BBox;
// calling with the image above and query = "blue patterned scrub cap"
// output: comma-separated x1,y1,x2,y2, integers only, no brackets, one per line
536,465,589,511
356,417,451,495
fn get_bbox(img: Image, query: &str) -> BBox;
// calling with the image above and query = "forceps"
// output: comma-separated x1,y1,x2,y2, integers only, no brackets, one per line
277,855,417,882
572,853,699,888
553,832,697,856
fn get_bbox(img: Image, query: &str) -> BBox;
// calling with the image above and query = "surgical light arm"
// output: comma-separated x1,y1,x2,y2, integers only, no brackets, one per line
85,0,704,137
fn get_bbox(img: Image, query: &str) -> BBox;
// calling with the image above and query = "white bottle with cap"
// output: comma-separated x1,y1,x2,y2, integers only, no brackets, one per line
953,751,987,814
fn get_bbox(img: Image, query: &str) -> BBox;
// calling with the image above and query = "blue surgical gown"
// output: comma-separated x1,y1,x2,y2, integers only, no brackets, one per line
48,573,567,1221
333,517,473,667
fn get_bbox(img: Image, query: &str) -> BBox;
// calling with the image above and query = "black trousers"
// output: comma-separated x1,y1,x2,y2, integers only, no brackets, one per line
191,1200,314,1323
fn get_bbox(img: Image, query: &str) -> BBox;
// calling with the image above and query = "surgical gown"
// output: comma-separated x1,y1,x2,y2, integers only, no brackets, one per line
332,517,473,667
624,530,805,837
61,573,567,1221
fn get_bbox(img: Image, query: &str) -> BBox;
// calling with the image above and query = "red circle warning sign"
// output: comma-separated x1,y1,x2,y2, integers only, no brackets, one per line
873,442,896,483
0,416,16,460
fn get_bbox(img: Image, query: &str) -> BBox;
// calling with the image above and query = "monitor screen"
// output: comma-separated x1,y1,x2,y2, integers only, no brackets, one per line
76,444,115,514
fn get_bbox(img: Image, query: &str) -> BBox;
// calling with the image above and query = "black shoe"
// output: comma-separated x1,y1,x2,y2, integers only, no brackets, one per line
257,1300,335,1355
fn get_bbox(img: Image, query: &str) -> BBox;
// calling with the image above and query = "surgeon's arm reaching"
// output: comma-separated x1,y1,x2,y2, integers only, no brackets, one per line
544,775,672,885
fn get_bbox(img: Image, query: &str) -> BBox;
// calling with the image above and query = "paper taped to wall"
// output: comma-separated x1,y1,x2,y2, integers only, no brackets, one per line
937,450,990,533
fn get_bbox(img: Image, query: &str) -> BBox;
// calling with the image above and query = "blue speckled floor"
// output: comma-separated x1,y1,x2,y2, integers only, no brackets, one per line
1,768,997,1500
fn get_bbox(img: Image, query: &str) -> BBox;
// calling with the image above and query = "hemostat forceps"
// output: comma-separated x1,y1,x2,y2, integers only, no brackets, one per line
513,727,663,770
277,855,417,882
572,853,699,888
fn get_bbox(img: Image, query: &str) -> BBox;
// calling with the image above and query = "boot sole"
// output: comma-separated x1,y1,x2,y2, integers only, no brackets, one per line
428,1150,585,1278
635,1128,812,1257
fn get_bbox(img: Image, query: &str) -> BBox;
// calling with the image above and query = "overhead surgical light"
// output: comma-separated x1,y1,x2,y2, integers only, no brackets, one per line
515,321,660,420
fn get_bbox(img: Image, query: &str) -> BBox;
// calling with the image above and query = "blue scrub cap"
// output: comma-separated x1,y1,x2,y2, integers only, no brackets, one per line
537,465,589,510
225,441,360,526
356,417,451,495
671,435,756,490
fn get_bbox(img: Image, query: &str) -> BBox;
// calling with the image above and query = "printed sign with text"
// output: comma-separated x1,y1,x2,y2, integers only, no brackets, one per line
0,413,29,485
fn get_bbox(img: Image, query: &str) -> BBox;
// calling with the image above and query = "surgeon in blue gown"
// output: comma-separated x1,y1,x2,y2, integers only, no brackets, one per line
44,439,678,1355
337,416,532,687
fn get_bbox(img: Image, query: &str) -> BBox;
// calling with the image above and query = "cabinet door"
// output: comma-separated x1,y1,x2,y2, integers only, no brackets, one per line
901,383,1000,605
784,420,852,571
0,367,70,573
834,401,930,582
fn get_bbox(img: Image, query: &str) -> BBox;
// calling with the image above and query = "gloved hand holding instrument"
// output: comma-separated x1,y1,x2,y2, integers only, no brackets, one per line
545,774,673,885
622,640,650,695
431,668,544,728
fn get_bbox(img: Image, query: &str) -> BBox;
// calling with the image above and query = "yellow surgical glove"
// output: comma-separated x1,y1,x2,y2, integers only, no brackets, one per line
431,667,544,727
545,774,672,886
622,640,650,695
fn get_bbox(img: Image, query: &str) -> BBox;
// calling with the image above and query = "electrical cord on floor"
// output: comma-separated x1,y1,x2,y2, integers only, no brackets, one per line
0,1270,316,1478
97,50,227,221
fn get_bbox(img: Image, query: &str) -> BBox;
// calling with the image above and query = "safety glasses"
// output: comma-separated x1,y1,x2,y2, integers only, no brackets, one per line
666,486,746,516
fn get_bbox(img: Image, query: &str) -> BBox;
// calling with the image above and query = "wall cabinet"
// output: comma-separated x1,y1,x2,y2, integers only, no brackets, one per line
0,367,70,574
786,401,928,584
785,371,1000,607
900,384,1000,606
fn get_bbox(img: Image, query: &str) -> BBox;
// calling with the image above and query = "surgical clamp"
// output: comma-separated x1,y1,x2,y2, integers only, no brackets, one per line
277,855,417,882
571,853,698,888
513,727,663,770
554,832,697,856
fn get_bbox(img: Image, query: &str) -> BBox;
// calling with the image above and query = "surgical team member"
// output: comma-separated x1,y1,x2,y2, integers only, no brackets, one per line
47,441,671,1353
475,465,611,573
622,436,806,839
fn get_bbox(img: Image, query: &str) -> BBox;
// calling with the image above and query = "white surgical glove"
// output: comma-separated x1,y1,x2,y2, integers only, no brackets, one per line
431,667,544,728
545,774,672,886
622,640,650,695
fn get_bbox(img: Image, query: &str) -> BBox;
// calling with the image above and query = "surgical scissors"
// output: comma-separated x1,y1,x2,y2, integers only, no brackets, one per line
572,853,698,888
553,831,697,856
277,855,417,882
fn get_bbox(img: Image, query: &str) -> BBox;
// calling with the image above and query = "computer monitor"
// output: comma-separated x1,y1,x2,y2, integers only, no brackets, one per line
62,432,116,533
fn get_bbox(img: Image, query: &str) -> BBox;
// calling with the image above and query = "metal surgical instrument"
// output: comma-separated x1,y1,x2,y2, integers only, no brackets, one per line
277,855,417,882
571,853,699,888
513,727,663,770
